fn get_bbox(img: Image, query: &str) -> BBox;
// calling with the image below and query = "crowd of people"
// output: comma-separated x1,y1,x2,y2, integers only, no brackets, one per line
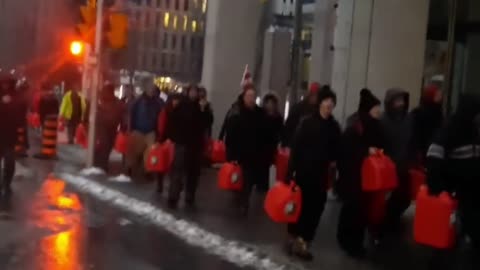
0,71,479,265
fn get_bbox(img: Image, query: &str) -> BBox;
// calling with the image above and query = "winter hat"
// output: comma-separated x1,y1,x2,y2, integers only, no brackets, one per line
317,85,336,104
358,88,381,113
309,82,321,94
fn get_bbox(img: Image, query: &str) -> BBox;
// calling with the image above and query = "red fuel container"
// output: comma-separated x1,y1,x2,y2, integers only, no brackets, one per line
264,181,302,223
145,141,175,173
114,133,128,154
211,140,227,164
75,124,87,148
218,163,243,191
275,148,290,182
362,152,398,191
409,168,426,200
414,186,457,249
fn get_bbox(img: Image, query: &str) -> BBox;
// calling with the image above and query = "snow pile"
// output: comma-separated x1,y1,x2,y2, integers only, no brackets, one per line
59,173,301,270
108,174,131,183
79,167,105,176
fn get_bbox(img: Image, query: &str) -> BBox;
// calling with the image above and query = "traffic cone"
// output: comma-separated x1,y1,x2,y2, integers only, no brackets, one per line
15,127,28,158
34,115,58,160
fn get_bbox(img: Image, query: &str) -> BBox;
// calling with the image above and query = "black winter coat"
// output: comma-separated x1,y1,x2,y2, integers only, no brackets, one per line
262,112,284,165
225,104,266,166
337,113,386,200
282,100,316,147
0,89,23,149
287,114,341,190
165,98,208,154
411,101,443,162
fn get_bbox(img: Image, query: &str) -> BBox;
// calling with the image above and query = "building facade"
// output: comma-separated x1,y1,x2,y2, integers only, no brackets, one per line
125,0,207,83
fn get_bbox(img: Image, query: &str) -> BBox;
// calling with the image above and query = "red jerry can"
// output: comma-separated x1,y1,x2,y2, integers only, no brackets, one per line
145,141,175,173
361,151,398,191
58,120,65,132
75,124,88,148
414,186,457,249
409,168,426,200
217,163,243,191
29,113,41,128
275,148,290,182
211,140,227,164
264,181,302,223
114,133,128,154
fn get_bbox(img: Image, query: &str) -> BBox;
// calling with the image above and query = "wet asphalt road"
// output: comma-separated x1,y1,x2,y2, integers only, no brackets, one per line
0,137,476,270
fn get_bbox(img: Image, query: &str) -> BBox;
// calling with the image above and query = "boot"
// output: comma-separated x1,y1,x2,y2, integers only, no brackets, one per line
291,237,313,261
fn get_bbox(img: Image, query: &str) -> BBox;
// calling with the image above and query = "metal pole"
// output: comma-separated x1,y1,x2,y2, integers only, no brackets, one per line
444,0,457,115
290,0,303,105
86,0,104,167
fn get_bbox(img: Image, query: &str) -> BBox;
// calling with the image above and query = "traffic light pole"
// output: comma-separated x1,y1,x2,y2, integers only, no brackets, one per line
86,0,104,167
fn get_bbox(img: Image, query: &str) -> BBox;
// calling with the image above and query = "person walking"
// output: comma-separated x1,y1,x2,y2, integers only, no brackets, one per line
94,83,125,172
224,86,266,214
0,74,23,196
336,89,384,258
285,86,341,260
60,87,87,144
425,94,480,269
165,86,209,208
381,88,414,229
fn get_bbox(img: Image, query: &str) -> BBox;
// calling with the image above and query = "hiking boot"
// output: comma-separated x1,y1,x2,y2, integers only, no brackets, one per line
291,237,313,261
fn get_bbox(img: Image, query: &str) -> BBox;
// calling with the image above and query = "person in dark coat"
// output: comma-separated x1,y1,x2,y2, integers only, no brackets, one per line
224,86,266,214
426,94,480,268
94,83,125,172
0,74,22,196
410,84,443,165
381,88,414,227
165,86,209,208
258,93,283,192
286,86,341,261
282,82,320,147
218,94,242,141
198,87,214,137
336,89,385,258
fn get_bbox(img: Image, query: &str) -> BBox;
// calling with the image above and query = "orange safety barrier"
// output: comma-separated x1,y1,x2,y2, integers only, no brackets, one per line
15,127,28,157
34,115,58,159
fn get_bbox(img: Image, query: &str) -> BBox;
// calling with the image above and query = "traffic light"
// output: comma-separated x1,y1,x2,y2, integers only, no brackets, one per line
107,13,128,49
70,40,85,56
78,0,96,44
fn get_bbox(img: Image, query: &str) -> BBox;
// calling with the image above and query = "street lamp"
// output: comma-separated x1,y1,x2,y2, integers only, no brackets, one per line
70,41,84,56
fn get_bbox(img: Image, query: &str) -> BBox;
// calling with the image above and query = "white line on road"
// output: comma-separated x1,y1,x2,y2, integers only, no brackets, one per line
60,173,305,270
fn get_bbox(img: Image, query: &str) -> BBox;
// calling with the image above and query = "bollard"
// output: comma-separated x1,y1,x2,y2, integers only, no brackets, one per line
34,115,58,159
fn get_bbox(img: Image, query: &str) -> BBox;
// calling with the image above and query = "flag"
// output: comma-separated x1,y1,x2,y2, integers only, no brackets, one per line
240,64,253,89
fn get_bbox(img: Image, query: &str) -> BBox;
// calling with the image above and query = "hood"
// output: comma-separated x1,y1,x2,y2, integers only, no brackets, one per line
384,88,409,115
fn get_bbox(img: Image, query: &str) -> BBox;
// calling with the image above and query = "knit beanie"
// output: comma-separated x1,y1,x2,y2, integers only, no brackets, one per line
317,85,337,104
358,88,381,113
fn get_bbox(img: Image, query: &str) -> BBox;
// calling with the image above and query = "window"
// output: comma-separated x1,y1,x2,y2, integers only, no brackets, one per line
170,54,175,69
173,15,178,30
197,36,204,53
152,32,158,48
165,0,170,9
156,11,162,28
161,53,167,69
184,0,189,11
171,34,177,50
199,21,204,32
193,0,198,8
183,15,188,31
190,36,195,51
157,0,162,7
152,54,157,69
175,0,180,10
164,12,170,28
145,11,150,28
163,33,169,49
145,0,152,6
191,20,197,32
201,0,207,13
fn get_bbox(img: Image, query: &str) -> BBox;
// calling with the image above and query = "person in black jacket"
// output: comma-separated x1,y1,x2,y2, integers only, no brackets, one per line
337,89,384,258
282,82,320,147
410,84,443,165
198,87,214,138
426,94,480,266
165,85,209,208
286,86,341,261
218,94,242,141
0,74,22,196
225,86,265,214
258,93,283,192
381,88,414,228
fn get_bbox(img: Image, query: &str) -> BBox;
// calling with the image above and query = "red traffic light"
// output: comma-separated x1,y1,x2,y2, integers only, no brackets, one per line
70,41,84,56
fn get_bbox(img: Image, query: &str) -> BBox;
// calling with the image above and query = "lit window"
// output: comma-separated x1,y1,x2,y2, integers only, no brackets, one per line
183,15,188,31
164,12,170,28
173,15,178,30
191,20,197,32
202,0,207,13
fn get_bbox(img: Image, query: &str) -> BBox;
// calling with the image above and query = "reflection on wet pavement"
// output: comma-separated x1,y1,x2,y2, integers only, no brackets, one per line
27,178,84,270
